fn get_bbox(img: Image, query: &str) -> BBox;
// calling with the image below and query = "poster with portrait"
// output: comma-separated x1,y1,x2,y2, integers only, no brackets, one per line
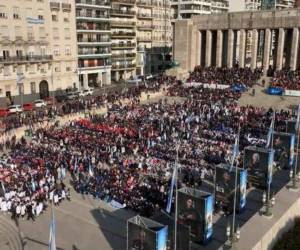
243,147,274,189
177,188,213,244
127,216,167,250
214,165,247,213
273,132,295,169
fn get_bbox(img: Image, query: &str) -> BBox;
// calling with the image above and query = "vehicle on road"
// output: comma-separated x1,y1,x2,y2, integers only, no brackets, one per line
8,105,23,114
0,108,9,117
79,89,93,97
34,99,47,108
23,103,34,112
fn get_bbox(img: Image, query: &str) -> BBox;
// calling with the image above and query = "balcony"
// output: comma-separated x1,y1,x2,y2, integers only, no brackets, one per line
111,63,136,70
111,9,136,17
76,0,111,8
111,31,136,38
137,13,153,19
77,38,110,45
76,12,109,21
50,2,60,11
0,55,53,64
137,37,152,42
76,25,110,33
62,3,72,12
78,52,111,59
110,21,136,28
111,0,136,5
111,43,136,49
111,53,136,59
137,25,153,31
136,1,153,8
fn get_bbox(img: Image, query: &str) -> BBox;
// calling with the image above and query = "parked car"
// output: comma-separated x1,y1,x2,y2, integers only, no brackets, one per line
34,99,47,108
23,103,34,112
79,89,93,97
0,108,9,117
8,105,23,114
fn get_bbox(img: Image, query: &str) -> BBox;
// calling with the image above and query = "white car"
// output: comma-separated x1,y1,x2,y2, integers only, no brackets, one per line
8,105,23,114
79,89,93,97
34,99,47,108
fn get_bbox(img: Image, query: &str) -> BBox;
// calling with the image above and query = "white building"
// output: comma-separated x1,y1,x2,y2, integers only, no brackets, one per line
0,0,78,105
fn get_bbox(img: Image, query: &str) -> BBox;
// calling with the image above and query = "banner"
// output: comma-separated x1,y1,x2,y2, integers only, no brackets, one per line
244,147,274,189
239,169,247,210
184,82,230,89
273,132,295,169
204,195,213,242
267,87,283,95
284,90,300,97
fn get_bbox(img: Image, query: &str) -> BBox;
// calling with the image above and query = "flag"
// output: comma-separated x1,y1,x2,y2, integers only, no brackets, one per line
266,112,275,148
166,164,177,213
1,181,5,194
230,136,239,171
74,157,78,173
88,161,94,177
48,209,56,250
295,105,300,131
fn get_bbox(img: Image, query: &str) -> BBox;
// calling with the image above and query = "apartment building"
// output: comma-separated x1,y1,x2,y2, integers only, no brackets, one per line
245,0,295,10
76,0,111,88
0,0,78,105
171,0,229,19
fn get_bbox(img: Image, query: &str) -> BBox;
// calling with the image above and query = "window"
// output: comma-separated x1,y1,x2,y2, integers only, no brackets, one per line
53,28,59,39
4,66,10,76
66,66,71,72
39,27,45,39
1,25,9,39
15,26,22,39
38,15,44,20
3,50,9,59
16,50,23,58
13,7,20,19
65,46,71,56
27,26,34,40
52,15,58,21
0,5,7,19
64,28,70,40
53,46,60,56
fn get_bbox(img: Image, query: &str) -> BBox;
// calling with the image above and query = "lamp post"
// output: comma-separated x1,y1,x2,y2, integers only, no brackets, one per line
262,191,272,218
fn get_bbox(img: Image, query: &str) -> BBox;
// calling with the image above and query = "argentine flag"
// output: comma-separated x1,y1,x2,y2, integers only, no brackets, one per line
266,112,275,148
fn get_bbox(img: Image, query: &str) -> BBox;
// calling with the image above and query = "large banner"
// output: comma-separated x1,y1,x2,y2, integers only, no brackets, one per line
177,188,213,244
243,147,274,189
284,90,300,97
215,165,247,213
128,216,168,250
273,132,295,169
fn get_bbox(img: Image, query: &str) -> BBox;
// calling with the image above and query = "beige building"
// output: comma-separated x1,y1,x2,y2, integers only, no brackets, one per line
174,9,300,73
0,0,78,105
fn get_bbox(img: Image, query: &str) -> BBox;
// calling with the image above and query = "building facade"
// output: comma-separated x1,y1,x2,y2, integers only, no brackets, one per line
0,0,78,105
75,0,111,88
174,9,300,73
245,0,295,10
171,0,229,19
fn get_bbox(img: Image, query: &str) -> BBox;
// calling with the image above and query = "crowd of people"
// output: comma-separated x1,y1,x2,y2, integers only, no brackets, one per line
0,67,296,221
270,69,300,90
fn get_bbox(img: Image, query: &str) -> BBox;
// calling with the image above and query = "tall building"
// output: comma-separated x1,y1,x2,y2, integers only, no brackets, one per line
245,0,295,10
171,0,229,19
0,0,78,105
75,0,111,88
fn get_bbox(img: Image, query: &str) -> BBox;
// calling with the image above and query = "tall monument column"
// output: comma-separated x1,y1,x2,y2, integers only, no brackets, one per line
205,30,212,67
239,29,246,68
196,30,202,67
227,29,234,68
290,28,299,71
276,28,285,70
216,30,223,67
263,28,272,74
251,29,258,70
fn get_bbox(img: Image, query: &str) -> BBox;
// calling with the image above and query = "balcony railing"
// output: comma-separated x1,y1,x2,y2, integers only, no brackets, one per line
136,1,153,7
110,21,136,27
112,64,136,70
111,0,136,4
78,51,110,55
137,25,153,30
112,32,136,37
111,53,136,59
137,37,151,42
111,43,136,48
76,13,109,19
0,55,53,63
76,0,110,6
76,25,110,31
137,13,153,19
62,3,72,12
111,9,136,16
78,38,110,43
50,2,60,11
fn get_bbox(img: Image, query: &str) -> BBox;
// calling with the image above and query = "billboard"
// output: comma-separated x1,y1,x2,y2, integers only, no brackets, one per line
127,216,168,250
177,188,213,244
215,165,247,213
244,147,274,189
273,132,295,169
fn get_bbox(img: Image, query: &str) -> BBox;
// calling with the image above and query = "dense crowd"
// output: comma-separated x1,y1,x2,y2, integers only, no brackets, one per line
270,70,300,90
0,67,295,220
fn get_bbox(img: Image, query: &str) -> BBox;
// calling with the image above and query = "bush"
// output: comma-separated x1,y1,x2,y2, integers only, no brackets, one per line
273,218,300,250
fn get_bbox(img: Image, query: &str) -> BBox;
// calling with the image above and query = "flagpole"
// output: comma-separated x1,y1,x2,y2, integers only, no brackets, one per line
174,145,179,250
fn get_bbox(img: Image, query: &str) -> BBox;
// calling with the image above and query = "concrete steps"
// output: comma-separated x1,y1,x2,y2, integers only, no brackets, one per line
0,215,24,250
